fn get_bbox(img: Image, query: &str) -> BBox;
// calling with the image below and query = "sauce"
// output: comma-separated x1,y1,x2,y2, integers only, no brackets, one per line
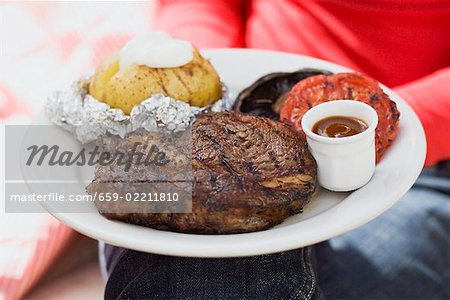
312,115,368,138
119,32,193,70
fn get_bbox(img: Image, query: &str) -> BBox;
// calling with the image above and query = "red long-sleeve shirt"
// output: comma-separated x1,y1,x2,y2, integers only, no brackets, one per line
154,0,450,166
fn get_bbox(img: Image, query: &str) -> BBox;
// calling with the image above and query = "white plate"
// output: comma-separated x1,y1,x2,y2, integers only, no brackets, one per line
33,49,425,257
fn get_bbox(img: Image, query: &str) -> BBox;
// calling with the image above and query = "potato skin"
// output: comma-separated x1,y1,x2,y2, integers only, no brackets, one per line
89,49,222,114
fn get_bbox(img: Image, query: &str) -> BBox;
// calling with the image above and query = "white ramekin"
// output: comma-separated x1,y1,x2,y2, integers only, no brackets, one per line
301,100,378,192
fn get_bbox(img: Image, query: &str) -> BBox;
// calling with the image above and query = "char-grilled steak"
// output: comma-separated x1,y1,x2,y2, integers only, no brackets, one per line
87,112,317,234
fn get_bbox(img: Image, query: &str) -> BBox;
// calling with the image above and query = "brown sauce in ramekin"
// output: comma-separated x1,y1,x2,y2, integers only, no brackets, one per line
312,116,368,138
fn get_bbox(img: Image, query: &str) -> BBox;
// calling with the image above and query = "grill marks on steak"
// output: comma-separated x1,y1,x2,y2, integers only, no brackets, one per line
194,113,315,183
193,113,317,205
88,112,317,234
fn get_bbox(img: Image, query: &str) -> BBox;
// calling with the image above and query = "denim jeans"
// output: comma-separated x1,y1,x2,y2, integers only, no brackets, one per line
101,163,450,299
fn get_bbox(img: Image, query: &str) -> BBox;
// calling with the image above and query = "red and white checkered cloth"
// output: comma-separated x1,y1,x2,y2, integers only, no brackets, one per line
0,3,153,299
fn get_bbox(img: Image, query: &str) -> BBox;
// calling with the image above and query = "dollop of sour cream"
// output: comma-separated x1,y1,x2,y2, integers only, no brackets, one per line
119,32,194,69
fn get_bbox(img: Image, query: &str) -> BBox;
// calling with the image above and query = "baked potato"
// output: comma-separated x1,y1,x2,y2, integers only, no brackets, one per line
89,48,222,114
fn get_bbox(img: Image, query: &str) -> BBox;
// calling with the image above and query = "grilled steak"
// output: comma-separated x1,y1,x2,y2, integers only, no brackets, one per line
87,111,317,234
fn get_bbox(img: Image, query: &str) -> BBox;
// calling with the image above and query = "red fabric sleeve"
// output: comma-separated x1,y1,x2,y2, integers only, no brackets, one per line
394,67,450,166
153,0,245,48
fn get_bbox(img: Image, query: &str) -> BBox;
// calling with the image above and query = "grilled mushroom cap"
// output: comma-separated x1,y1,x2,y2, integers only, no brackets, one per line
233,68,332,120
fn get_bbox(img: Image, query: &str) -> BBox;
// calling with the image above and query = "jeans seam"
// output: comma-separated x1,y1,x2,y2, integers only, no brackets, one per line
115,263,155,299
108,247,127,276
291,247,317,300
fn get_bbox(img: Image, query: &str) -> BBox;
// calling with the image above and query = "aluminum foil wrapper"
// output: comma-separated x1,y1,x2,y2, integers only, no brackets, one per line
45,76,234,143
